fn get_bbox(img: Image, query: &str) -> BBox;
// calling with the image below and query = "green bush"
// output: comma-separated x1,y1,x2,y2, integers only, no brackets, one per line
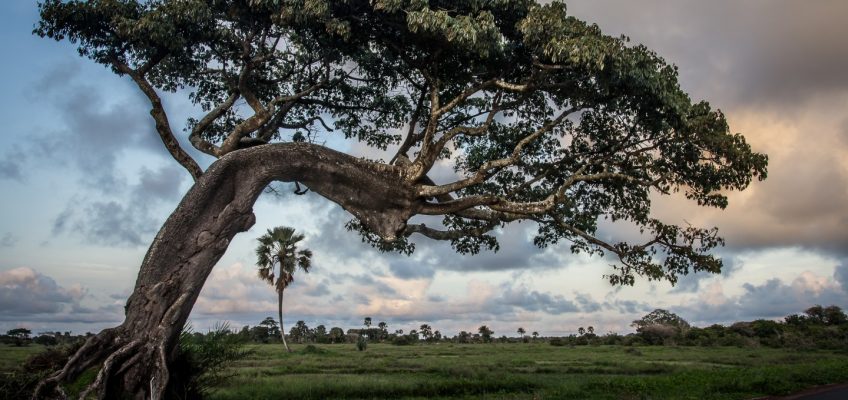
301,345,327,354
391,335,414,346
624,347,643,356
167,323,252,400
356,335,367,351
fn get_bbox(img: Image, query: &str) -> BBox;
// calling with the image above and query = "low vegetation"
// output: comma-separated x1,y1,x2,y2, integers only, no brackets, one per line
220,304,848,351
212,343,848,400
0,325,249,400
2,305,846,399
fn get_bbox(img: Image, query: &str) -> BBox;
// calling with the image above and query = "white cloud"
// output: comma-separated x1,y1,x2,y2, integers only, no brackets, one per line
675,269,848,325
0,267,122,331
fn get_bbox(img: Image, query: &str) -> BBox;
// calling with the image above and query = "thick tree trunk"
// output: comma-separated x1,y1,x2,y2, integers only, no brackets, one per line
279,289,290,352
34,143,421,399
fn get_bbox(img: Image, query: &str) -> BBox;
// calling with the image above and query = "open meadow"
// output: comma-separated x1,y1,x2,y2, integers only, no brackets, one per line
207,343,848,400
4,340,848,399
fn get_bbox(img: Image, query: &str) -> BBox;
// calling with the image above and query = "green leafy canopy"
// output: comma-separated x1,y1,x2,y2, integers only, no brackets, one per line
36,0,767,286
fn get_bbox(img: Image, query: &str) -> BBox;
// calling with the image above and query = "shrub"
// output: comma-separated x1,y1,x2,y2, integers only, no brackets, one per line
33,335,59,346
301,345,327,354
356,335,367,351
549,338,566,347
167,323,252,400
751,319,784,338
391,335,414,346
599,333,624,346
625,347,643,356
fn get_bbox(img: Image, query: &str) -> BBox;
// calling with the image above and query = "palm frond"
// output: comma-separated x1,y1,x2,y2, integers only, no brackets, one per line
256,225,314,290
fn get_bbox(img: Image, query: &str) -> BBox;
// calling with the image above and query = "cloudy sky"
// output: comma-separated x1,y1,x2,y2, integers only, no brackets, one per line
1,0,847,337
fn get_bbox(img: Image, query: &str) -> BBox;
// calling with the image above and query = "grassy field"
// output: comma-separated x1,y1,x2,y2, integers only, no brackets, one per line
3,342,848,399
211,343,848,400
0,344,44,371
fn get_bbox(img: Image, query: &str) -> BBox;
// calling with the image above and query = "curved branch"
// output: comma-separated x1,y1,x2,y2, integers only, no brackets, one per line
219,63,332,156
410,80,500,180
420,91,503,171
434,79,496,116
189,92,239,157
419,195,498,215
220,143,418,240
418,106,576,198
391,89,428,165
405,220,498,241
36,141,424,396
111,57,204,180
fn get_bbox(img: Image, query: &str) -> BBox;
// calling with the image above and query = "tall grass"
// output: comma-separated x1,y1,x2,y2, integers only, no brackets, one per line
209,343,848,400
168,322,252,400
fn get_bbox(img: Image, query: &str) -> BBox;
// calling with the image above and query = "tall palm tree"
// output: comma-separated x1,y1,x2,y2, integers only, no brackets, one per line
256,226,312,352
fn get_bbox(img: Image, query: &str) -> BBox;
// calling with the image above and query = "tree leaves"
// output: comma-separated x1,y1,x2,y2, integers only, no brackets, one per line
37,0,768,287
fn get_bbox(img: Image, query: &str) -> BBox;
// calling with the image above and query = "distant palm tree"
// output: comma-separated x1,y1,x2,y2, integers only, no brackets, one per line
256,226,312,352
378,321,388,341
517,327,526,338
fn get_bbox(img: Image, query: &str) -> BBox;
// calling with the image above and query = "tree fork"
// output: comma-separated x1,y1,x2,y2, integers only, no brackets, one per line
34,143,422,399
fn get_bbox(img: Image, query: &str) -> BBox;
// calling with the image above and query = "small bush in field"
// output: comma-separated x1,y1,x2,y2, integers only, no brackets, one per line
167,323,252,400
391,335,413,346
625,347,643,356
356,336,367,351
302,345,327,354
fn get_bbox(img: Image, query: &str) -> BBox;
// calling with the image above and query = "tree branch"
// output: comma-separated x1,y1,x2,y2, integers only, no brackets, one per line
391,89,428,165
110,56,203,181
218,62,332,156
418,106,576,198
404,220,498,241
189,92,239,157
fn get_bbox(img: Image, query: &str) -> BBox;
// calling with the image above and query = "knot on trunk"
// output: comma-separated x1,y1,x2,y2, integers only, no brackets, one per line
196,231,215,247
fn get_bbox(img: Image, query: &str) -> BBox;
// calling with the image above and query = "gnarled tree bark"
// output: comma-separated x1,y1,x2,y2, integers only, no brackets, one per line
34,143,422,399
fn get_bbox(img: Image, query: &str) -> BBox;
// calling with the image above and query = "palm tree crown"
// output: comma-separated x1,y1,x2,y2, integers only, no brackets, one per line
256,226,312,291
256,226,312,352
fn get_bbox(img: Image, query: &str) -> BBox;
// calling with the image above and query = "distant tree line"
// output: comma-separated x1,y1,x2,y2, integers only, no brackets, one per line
176,317,514,346
217,305,845,350
550,305,848,349
6,304,845,351
1,329,94,348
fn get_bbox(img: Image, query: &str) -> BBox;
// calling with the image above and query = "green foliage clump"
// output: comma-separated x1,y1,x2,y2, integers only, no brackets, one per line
301,345,327,354
624,347,643,356
355,335,367,351
35,0,769,289
167,323,252,400
391,335,414,346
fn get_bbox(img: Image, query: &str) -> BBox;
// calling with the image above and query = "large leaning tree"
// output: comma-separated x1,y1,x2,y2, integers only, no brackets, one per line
34,0,766,398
